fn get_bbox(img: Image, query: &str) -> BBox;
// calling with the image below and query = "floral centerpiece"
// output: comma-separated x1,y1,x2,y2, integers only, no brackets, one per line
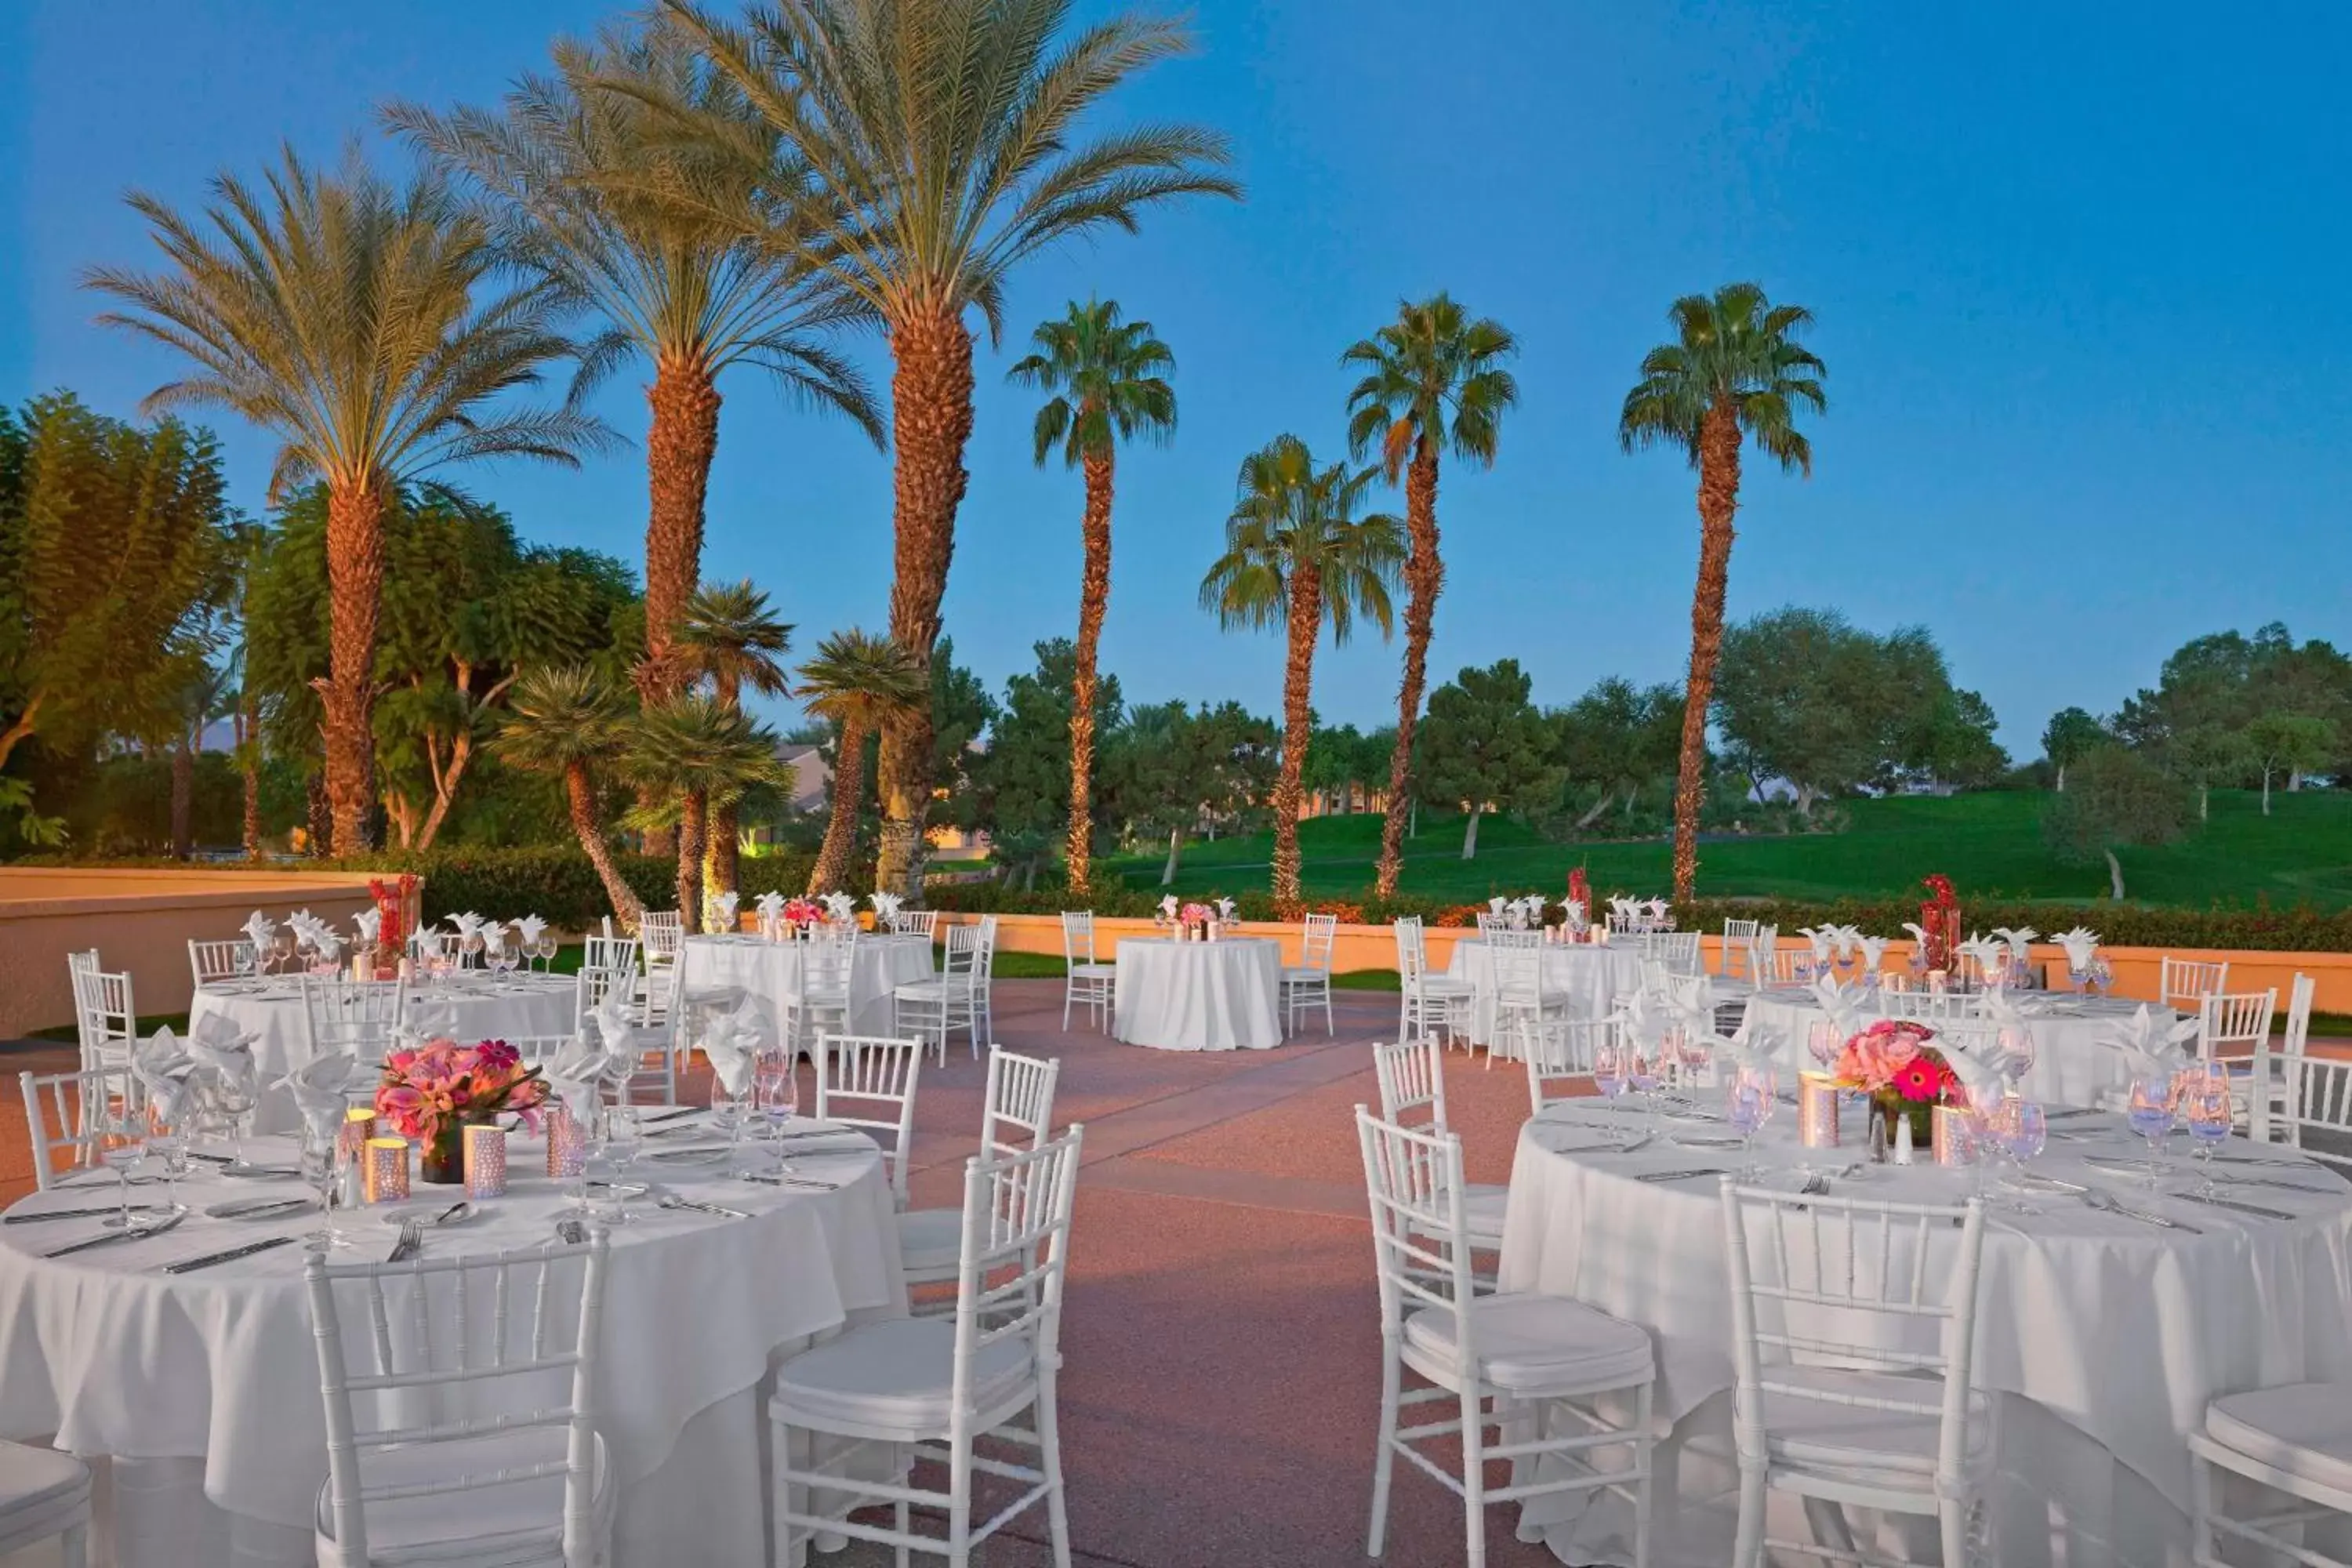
1832,1018,1962,1149
1180,902,1212,938
377,1037,548,1184
782,897,823,935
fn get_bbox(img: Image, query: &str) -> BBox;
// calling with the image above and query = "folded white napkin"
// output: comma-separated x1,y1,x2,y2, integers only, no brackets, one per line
1956,934,2007,976
1798,926,1835,961
277,1052,359,1143
188,1013,260,1096
1618,988,1675,1051
1646,898,1670,922
1932,1025,2008,1103
2100,1004,2201,1077
1158,894,1180,920
819,891,855,924
699,1006,757,1098
1991,926,2039,962
1488,896,1508,915
514,914,547,946
756,891,788,921
869,891,902,922
2051,926,2101,973
546,1033,618,1123
352,907,382,945
1560,897,1586,925
452,912,485,940
710,891,740,931
132,1027,204,1126
1857,935,1889,975
242,910,277,951
1810,975,1862,1040
1901,921,1932,953
1214,897,1237,922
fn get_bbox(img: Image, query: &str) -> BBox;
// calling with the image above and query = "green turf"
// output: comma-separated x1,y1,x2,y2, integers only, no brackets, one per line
1100,789,2352,909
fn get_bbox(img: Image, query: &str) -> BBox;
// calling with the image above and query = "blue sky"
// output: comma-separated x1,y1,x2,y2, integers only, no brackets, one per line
5,1,2348,756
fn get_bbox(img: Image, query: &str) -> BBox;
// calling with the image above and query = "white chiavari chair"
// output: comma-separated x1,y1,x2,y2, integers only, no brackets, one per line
2259,1050,2352,1174
0,1442,90,1568
815,1033,923,1207
1755,946,1813,987
1372,1038,1506,1290
2202,989,2280,1126
1486,928,1544,951
1475,912,1509,938
637,912,683,1025
499,1034,578,1080
68,959,136,1079
580,935,638,979
1395,918,1471,1054
573,964,632,1028
769,1127,1083,1568
1879,987,1974,1022
610,962,684,1107
303,1236,612,1568
1358,1108,1654,1568
895,923,985,1065
1720,1180,1993,1568
1059,912,1115,1032
1720,919,1760,982
2163,955,2231,1013
302,977,408,1062
1490,944,1570,1067
1639,930,1701,977
1525,1017,1619,1115
1282,911,1339,1037
777,932,856,1062
2256,973,2320,1132
969,915,1000,1045
2191,1379,2352,1568
188,938,258,989
901,1046,1062,1311
891,909,940,940
18,1066,144,1189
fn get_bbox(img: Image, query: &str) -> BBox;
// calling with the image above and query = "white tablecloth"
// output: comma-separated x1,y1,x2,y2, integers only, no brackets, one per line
1112,938,1283,1051
1739,989,2173,1109
188,975,580,1136
0,1118,905,1568
1499,1101,2352,1566
677,934,937,1049
1445,940,1647,1046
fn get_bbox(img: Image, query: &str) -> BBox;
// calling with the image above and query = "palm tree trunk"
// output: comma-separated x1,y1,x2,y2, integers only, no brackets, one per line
676,789,707,934
238,689,262,860
169,730,194,860
875,305,975,899
565,760,643,931
318,478,387,855
1271,568,1323,906
710,669,743,898
808,717,869,895
1066,446,1115,897
305,770,331,856
1376,441,1443,898
638,358,721,858
1672,400,1743,901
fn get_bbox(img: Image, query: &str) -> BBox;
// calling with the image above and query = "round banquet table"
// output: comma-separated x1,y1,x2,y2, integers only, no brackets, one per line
188,974,580,1136
1497,1098,2352,1566
0,1119,906,1568
1739,988,2174,1109
1111,938,1283,1051
677,933,937,1048
1444,939,1649,1047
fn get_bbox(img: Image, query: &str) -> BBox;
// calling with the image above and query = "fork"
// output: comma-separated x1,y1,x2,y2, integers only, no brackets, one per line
387,1219,423,1262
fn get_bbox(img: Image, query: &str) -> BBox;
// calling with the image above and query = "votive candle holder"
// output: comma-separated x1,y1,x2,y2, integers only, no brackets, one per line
546,1105,587,1178
1798,1073,1841,1149
463,1123,508,1198
364,1137,410,1204
339,1107,376,1163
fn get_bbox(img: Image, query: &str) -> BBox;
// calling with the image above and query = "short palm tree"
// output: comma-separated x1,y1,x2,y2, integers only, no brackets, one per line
1343,294,1519,898
85,148,608,853
1200,437,1403,903
1008,299,1177,897
494,666,644,928
1620,281,1826,899
387,20,881,706
675,578,794,897
626,692,784,931
797,630,927,897
649,0,1239,897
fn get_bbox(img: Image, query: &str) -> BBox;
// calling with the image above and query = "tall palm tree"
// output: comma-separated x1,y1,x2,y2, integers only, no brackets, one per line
626,691,783,931
386,20,881,708
648,0,1239,897
797,630,927,897
494,666,644,928
1200,437,1402,903
85,148,608,853
1008,299,1176,897
1619,281,1826,899
675,578,794,897
1342,294,1519,899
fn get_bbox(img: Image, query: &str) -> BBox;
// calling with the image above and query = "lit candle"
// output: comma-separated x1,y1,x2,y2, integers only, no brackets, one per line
463,1124,507,1198
364,1137,410,1203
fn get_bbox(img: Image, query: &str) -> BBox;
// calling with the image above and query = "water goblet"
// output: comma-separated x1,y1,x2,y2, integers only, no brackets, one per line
460,929,486,971
271,931,297,978
1998,1098,2047,1212
601,1108,643,1222
533,934,558,972
97,1119,147,1229
1997,1023,2038,1091
1592,1040,1628,1110
233,943,260,987
2183,1076,2234,1197
1628,1048,1663,1135
1726,1074,1770,1181
710,1087,751,1178
146,1114,190,1217
298,1129,351,1250
2126,1073,2176,1186
1807,1020,1842,1075
755,1050,798,1142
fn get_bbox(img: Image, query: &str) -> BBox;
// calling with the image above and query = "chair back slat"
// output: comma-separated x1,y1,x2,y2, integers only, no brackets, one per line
1060,911,1097,967
982,1046,1061,1156
1393,918,1430,985
1372,1037,1446,1132
18,1065,144,1188
1298,912,1339,971
815,1033,922,1203
1356,1107,1478,1323
2200,989,2278,1067
302,977,407,1060
189,938,258,987
2162,955,2231,1012
892,909,941,939
71,960,137,1072
581,936,639,978
951,1127,1083,1396
1526,1016,1617,1112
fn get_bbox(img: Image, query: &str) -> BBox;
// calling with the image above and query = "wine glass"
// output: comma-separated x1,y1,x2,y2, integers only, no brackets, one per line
270,931,297,981
600,1108,644,1222
233,942,260,989
2127,1073,2176,1186
1592,1040,1628,1112
299,1128,350,1250
1726,1070,1773,1181
206,1076,258,1173
460,927,486,971
96,1118,147,1229
710,1084,750,1178
146,1112,190,1218
532,933,557,973
1628,1047,1663,1136
756,1048,798,1142
1807,1021,1842,1074
1997,1023,2038,1091
2183,1075,2234,1197
1675,1028,1713,1104
1998,1098,2047,1212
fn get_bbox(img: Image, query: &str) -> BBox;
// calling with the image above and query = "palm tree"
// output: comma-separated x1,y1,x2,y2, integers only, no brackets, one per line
647,0,1239,897
386,21,881,710
1200,437,1402,903
797,630,927,897
85,148,608,853
1343,294,1519,899
1619,281,1826,899
675,578,794,898
494,666,644,928
1007,299,1177,897
626,691,783,931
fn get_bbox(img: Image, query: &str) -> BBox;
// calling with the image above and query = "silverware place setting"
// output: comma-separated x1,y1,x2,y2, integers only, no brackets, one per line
163,1235,300,1274
45,1211,187,1259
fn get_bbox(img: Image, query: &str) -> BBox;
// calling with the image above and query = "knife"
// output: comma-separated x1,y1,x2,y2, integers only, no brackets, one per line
5,1205,164,1225
2169,1189,2293,1221
45,1211,187,1258
1632,1167,1729,1184
640,1107,701,1126
740,1172,840,1190
162,1234,299,1274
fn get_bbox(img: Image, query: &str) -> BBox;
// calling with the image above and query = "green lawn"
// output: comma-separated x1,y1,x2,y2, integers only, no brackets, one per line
1098,789,2352,909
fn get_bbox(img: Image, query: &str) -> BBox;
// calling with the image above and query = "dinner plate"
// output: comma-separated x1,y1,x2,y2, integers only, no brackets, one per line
645,1148,728,1166
375,1201,485,1229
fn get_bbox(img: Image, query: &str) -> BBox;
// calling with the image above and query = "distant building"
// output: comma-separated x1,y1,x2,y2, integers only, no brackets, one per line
777,745,830,816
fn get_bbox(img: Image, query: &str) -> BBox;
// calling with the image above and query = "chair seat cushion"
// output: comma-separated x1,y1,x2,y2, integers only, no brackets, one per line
313,1427,610,1567
0,1441,89,1556
1461,1182,1508,1243
1402,1290,1653,1396
2205,1381,2352,1492
1280,967,1330,984
1069,963,1116,982
1753,1366,1994,1486
894,980,951,1001
772,1317,1033,1439
895,1205,963,1274
1410,978,1472,997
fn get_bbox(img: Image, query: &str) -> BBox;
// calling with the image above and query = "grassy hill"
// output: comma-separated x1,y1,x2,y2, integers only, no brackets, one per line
1097,789,2352,909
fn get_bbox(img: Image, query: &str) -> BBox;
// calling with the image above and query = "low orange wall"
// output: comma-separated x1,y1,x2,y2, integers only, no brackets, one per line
1,867,390,1035
937,913,2352,1013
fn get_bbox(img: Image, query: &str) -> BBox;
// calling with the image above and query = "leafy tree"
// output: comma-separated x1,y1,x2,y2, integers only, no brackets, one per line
1104,699,1278,883
798,630,926,896
1007,299,1175,897
676,579,794,895
1302,719,1392,815
2041,746,2191,899
2243,712,2338,815
0,394,232,795
1414,659,1560,859
2171,724,2247,822
1618,282,1826,898
493,666,644,927
1342,293,1519,897
87,148,608,852
387,20,881,708
2041,706,2110,791
625,692,784,928
655,0,1239,898
1548,677,1684,833
1200,435,1402,902
970,640,1127,890
2115,623,2352,783
1911,687,2009,789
